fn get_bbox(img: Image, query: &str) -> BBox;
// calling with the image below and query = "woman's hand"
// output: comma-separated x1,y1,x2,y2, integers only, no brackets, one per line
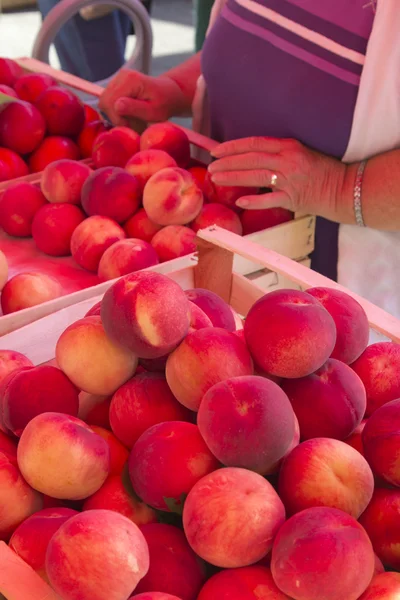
208,137,347,220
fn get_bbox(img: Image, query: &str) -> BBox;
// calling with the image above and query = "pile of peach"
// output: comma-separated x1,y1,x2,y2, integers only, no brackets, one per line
1,272,400,600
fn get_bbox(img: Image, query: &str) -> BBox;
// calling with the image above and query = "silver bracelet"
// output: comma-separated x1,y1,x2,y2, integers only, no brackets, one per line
354,160,367,227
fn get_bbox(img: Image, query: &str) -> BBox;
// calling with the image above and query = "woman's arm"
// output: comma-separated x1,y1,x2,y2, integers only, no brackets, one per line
162,52,202,115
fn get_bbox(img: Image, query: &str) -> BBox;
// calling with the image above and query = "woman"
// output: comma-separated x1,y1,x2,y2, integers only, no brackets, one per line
100,0,400,319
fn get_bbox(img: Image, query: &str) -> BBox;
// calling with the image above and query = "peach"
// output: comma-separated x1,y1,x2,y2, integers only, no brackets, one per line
0,100,46,154
351,342,400,416
0,157,12,182
81,166,141,223
9,507,78,577
1,272,61,315
197,566,291,600
92,126,140,168
83,474,157,525
278,438,374,518
110,372,191,448
183,467,285,568
143,167,203,226
17,412,110,500
188,301,213,331
307,287,369,364
362,399,400,486
131,594,182,600
0,147,29,178
84,104,101,124
240,207,294,235
98,238,159,281
166,328,254,411
264,414,300,476
0,182,47,237
358,573,400,600
13,73,56,103
203,171,253,210
134,523,206,600
345,419,367,457
0,84,18,98
41,159,92,205
374,553,385,576
46,510,149,600
29,136,81,172
126,148,177,191
187,166,208,194
140,122,191,168
84,301,102,317
191,203,243,235
56,315,138,395
281,358,366,440
1,364,79,437
271,507,375,600
0,250,7,290
0,429,17,457
101,271,191,358
198,375,296,474
35,86,85,136
129,421,219,511
89,425,129,475
124,208,163,242
78,391,111,429
244,289,337,378
70,215,126,272
185,288,236,331
151,225,196,262
77,119,108,157
0,58,23,87
0,450,43,541
32,203,85,256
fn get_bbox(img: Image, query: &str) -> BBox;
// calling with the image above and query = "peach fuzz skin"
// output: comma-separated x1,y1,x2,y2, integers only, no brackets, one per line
35,86,85,137
240,207,293,235
124,208,163,243
70,215,126,272
97,238,159,281
358,572,400,599
78,391,111,429
140,122,191,168
17,412,110,500
151,225,196,262
197,566,291,600
0,350,33,386
32,203,85,257
190,203,243,235
183,467,285,568
46,510,149,600
89,426,129,475
0,182,47,237
28,136,80,173
185,288,236,331
92,126,140,168
271,507,375,600
1,272,61,315
126,149,177,191
77,120,108,158
56,316,138,396
130,594,183,600
40,159,92,205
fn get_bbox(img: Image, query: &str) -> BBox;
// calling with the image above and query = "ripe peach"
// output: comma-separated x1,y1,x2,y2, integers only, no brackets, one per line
307,287,369,364
0,101,45,154
0,182,46,237
204,171,253,210
28,136,80,172
0,58,23,87
77,119,108,158
32,203,85,256
278,438,374,518
240,207,294,235
126,148,177,191
183,467,285,568
56,315,138,396
46,510,150,600
84,104,101,124
78,391,111,429
14,73,56,103
187,166,208,195
374,553,385,576
129,421,219,511
131,594,182,600
0,429,17,457
17,412,110,500
84,301,102,317
0,84,18,98
166,328,253,411
1,272,61,315
271,507,375,600
0,250,7,290
101,271,191,358
188,301,213,331
140,122,191,168
358,572,400,600
41,159,92,205
81,166,141,223
0,350,33,390
362,399,400,486
89,425,129,475
345,419,367,457
135,523,206,600
143,167,203,226
70,215,126,272
151,225,196,262
98,238,159,281
191,203,243,235
197,566,291,600
110,372,191,449
92,126,140,168
124,208,163,242
9,507,78,577
35,86,85,136
198,375,296,474
185,288,236,331
244,289,337,378
0,147,28,179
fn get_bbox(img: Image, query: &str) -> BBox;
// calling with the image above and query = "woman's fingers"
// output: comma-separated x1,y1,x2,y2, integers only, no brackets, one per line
210,169,284,189
208,152,282,174
211,137,288,158
236,190,291,210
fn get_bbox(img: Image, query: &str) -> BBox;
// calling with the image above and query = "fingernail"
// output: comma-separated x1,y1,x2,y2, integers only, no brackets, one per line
207,163,215,173
210,147,222,158
236,199,249,208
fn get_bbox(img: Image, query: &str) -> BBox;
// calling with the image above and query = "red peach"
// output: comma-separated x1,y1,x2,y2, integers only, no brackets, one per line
345,419,367,457
1,272,61,315
351,342,400,416
84,301,102,317
0,250,7,290
204,171,253,210
166,328,254,411
271,506,375,600
281,358,366,440
56,315,138,396
124,208,163,242
374,553,385,576
362,399,400,486
126,148,177,191
185,288,236,331
0,158,12,182
101,270,191,358
197,566,291,600
134,523,206,600
0,84,18,98
0,58,23,87
89,425,129,475
138,355,168,372
358,572,400,600
0,429,17,457
17,412,110,500
151,225,196,262
183,467,285,568
29,136,80,172
9,507,77,577
46,510,150,600
140,122,191,168
240,208,293,235
264,414,301,476
78,391,111,429
83,104,101,124
110,372,191,449
0,147,28,179
198,375,296,474
32,203,85,256
35,86,85,136
130,595,182,600
0,101,45,154
143,167,203,226
187,166,208,194
0,182,46,237
129,421,219,511
307,287,369,364
70,215,126,272
244,289,337,378
92,126,140,168
77,119,108,158
191,203,243,235
81,166,141,223
98,238,159,281
41,159,92,205
14,73,57,104
188,301,213,332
